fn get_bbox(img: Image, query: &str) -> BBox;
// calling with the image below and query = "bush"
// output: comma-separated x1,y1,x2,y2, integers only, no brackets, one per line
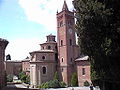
18,71,24,79
42,82,50,88
38,71,66,88
50,80,60,88
84,80,90,86
60,81,66,88
7,74,13,82
38,82,49,88
18,71,30,84
38,80,66,88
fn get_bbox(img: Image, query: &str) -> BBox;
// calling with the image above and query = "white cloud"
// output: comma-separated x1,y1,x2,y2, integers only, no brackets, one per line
5,38,44,60
18,0,73,31
5,0,74,60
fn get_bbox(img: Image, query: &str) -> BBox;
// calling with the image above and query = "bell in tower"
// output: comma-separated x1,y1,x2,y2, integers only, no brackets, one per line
56,0,77,85
46,34,56,42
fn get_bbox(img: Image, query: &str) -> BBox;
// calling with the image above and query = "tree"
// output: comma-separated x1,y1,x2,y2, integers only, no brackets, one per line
84,80,90,86
6,54,11,60
73,0,120,90
71,73,78,86
54,71,59,81
18,71,30,84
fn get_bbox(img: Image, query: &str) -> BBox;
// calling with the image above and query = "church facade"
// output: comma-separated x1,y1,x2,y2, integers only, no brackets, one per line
30,1,91,87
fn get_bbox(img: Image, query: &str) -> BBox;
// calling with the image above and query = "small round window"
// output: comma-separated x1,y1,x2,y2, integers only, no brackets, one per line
48,46,51,49
42,56,45,60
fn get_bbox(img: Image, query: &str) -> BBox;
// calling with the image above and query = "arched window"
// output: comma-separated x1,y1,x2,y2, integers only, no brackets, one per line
70,39,72,46
61,68,64,72
61,58,64,62
71,58,72,62
55,46,57,49
61,40,63,46
48,45,51,49
82,68,85,75
42,66,47,74
60,21,63,27
42,56,45,60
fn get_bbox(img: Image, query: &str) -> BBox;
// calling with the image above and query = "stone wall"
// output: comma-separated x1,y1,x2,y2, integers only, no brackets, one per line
5,61,22,76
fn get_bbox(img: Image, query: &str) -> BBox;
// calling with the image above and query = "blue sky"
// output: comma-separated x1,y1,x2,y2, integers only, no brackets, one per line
0,0,73,60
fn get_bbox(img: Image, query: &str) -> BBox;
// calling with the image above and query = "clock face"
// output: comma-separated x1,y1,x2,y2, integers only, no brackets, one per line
68,28,72,34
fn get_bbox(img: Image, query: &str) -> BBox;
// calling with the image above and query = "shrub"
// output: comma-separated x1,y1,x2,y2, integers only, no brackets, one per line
48,80,61,88
84,80,90,86
7,74,13,82
18,71,30,84
38,80,66,88
60,81,66,88
38,71,67,89
38,82,50,88
43,82,50,88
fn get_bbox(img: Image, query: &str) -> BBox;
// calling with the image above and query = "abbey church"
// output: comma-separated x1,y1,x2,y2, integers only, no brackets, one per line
30,1,91,87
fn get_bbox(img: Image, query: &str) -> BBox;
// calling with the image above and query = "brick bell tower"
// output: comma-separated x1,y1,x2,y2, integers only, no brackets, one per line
57,0,76,85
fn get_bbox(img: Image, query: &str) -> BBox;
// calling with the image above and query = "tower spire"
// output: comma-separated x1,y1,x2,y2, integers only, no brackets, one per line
62,0,69,11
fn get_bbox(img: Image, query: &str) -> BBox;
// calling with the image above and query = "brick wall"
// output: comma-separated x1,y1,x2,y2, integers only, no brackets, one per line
0,38,8,89
76,60,91,86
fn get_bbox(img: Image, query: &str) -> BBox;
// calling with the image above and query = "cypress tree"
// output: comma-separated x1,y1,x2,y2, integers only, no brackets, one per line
73,0,120,90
